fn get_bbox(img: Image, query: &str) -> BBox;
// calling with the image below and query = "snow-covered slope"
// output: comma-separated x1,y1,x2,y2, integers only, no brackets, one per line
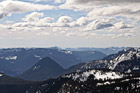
35,69,140,93
63,69,123,82
107,48,140,72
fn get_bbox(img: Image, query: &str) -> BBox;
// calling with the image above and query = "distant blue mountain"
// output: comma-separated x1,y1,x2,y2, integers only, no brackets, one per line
0,48,81,76
0,47,109,76
65,47,125,55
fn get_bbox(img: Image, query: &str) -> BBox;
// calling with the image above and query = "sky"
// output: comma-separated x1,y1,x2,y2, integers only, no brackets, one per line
0,0,140,48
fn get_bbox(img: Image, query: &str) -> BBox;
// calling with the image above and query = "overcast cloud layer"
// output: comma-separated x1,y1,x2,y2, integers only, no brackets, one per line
0,0,139,48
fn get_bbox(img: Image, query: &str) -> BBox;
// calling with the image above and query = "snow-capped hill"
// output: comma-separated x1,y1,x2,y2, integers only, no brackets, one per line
104,47,140,60
62,69,123,82
107,47,140,72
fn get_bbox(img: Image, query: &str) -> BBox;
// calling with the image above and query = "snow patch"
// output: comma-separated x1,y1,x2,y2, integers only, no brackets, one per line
33,66,40,71
133,66,139,70
34,55,42,59
5,56,17,60
63,70,123,82
65,51,72,54
0,74,3,77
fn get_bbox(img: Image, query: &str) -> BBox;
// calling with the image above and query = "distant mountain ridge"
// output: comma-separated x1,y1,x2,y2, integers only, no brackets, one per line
0,48,81,76
60,50,106,62
65,47,125,55
0,47,109,76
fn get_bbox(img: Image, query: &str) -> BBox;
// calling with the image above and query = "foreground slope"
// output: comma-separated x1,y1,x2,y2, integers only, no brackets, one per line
36,69,140,93
0,72,40,93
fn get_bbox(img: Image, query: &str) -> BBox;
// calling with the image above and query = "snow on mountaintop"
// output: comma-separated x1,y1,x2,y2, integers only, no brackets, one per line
63,70,123,82
60,50,73,54
108,48,140,70
0,74,3,77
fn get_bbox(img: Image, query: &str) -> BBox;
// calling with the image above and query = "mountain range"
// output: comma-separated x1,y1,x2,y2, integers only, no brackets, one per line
0,48,108,76
0,48,81,76
17,47,140,81
0,47,140,93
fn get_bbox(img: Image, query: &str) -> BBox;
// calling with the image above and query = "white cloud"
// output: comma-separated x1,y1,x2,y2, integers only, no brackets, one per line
51,16,73,27
85,19,113,31
87,5,140,19
113,22,133,29
54,0,65,3
34,0,52,2
0,0,56,19
64,0,140,5
22,12,44,22
33,0,65,3
76,17,89,26
60,0,140,20
57,16,72,23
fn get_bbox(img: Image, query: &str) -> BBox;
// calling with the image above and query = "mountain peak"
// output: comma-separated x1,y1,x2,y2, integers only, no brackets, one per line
18,57,65,81
40,57,53,61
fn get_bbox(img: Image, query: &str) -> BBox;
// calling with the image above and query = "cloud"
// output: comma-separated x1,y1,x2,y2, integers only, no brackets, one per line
54,0,65,3
87,5,140,19
51,16,73,27
22,12,44,22
57,16,72,23
64,0,140,5
60,0,140,20
113,22,133,29
0,0,56,19
85,19,113,30
12,14,74,28
0,9,137,40
75,17,89,26
34,0,52,2
33,0,65,3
